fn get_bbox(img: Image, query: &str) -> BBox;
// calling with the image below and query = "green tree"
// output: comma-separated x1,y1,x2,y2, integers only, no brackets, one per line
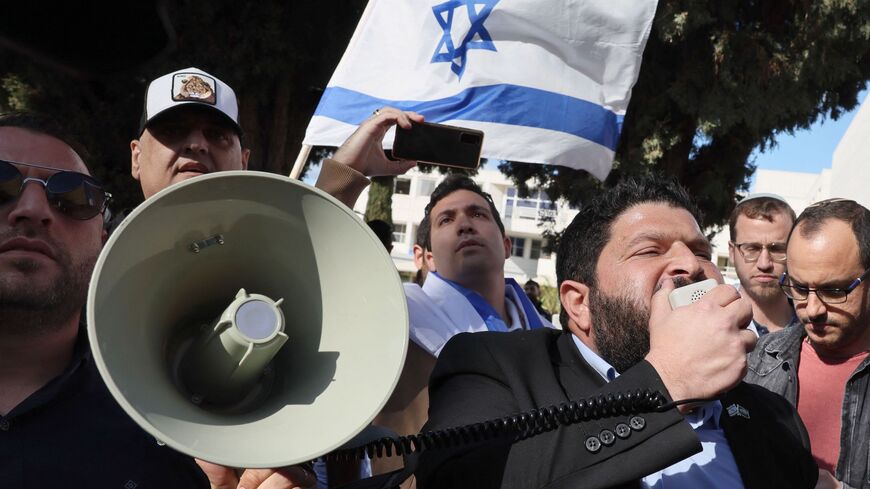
501,0,870,231
0,0,367,211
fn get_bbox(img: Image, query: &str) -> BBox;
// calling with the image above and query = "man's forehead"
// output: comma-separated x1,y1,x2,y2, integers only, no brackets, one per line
0,126,88,174
432,189,490,213
610,202,705,245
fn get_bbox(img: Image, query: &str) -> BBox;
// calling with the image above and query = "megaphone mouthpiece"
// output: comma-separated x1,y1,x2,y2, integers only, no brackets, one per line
179,288,288,408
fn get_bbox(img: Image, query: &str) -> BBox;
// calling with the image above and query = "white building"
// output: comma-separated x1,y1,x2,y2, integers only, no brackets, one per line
351,168,578,286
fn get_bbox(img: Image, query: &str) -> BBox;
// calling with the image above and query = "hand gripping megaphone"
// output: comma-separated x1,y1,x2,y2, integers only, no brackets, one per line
87,171,408,468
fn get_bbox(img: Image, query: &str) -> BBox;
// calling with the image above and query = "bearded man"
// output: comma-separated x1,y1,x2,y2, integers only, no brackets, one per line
416,175,820,489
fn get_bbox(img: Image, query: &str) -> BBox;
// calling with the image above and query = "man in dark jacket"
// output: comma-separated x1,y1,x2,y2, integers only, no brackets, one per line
418,175,818,489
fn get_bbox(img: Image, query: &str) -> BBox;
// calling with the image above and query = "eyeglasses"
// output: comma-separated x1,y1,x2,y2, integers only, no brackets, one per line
730,241,788,263
0,159,112,220
779,268,870,304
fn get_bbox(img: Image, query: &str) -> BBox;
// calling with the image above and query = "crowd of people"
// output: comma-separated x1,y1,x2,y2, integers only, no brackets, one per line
1,67,868,489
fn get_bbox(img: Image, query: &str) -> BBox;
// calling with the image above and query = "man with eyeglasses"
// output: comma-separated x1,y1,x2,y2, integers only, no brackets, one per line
0,112,222,487
728,193,799,335
745,198,870,489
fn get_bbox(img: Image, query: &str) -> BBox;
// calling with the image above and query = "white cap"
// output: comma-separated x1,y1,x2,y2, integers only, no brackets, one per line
139,67,241,135
737,192,790,206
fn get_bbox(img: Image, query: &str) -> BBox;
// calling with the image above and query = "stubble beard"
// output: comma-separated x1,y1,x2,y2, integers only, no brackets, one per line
0,230,97,338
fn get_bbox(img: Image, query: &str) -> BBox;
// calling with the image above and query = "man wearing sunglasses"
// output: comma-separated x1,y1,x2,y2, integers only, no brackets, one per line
728,193,799,335
0,113,222,487
746,199,870,489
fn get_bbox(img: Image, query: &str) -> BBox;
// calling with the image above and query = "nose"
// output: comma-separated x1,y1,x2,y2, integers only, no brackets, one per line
455,213,475,235
804,291,828,323
755,247,773,271
665,242,703,281
6,182,54,227
182,129,210,154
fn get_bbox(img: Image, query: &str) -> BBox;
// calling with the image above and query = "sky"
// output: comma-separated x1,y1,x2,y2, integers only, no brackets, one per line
749,89,867,188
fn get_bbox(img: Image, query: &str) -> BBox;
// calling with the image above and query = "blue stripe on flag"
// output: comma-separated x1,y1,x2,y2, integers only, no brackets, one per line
314,84,624,151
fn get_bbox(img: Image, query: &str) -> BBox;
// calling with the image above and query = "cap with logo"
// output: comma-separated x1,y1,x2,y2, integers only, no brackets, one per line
139,67,241,136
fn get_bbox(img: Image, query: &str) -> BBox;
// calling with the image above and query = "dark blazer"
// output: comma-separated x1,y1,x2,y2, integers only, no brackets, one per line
416,329,817,489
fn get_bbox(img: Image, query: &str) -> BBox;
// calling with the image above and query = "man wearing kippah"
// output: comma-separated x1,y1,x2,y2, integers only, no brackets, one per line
727,193,799,335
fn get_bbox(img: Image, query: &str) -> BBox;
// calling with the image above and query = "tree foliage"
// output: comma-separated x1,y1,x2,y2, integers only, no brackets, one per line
2,1,869,228
500,0,870,230
0,0,367,211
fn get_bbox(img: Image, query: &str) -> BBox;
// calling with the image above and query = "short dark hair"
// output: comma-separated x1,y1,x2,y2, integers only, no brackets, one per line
728,197,796,241
524,279,540,289
366,219,393,251
0,112,91,166
415,213,430,250
556,175,702,326
423,174,505,249
792,199,870,268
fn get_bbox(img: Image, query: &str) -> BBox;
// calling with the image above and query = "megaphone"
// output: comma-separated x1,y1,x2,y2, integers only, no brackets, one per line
87,171,408,468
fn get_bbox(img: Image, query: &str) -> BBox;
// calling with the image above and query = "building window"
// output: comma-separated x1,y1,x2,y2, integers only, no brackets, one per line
511,237,526,257
417,179,437,197
530,239,542,259
503,187,557,221
393,223,407,244
394,178,411,195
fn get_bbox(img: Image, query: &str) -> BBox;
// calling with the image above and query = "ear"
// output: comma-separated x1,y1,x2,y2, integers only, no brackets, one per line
503,235,511,259
727,240,736,264
240,148,251,170
560,280,593,340
424,249,436,272
412,244,425,269
130,140,142,180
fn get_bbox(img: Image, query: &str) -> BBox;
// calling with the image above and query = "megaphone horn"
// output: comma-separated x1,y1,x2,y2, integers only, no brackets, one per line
87,171,408,468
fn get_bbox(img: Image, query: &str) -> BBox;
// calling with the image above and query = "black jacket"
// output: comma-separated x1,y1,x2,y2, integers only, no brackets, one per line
417,329,817,489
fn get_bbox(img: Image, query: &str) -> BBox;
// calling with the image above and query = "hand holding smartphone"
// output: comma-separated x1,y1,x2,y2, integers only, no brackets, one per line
392,121,484,169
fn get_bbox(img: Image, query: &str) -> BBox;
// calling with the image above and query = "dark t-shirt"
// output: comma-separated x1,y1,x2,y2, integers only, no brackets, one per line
0,329,207,489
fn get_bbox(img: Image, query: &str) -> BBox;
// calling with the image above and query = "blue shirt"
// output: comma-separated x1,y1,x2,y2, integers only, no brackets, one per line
571,336,746,489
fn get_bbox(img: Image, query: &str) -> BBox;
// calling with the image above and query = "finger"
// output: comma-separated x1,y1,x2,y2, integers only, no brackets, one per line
407,111,425,123
393,159,418,173
275,466,318,489
738,328,758,354
236,468,273,489
722,295,753,328
648,277,677,324
395,111,414,129
195,459,239,489
698,283,741,307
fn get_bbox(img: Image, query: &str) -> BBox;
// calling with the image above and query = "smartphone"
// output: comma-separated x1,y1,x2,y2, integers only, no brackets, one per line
392,121,484,169
668,279,718,309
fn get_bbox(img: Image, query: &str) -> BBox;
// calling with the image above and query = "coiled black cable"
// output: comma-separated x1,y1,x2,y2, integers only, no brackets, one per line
323,388,687,463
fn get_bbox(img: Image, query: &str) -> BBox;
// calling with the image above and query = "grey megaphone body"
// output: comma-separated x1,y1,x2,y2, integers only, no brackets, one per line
87,171,408,468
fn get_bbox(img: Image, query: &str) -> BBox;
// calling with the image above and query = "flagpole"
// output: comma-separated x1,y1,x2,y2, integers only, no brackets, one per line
289,144,312,180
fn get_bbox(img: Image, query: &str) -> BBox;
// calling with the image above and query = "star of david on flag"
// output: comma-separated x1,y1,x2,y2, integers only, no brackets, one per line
303,0,659,181
430,0,498,79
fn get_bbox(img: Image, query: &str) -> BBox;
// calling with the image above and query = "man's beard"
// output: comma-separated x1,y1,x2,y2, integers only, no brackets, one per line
590,276,693,374
744,280,781,302
0,228,97,337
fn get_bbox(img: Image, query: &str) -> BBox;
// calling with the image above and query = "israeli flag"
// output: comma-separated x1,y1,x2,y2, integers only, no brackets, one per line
303,0,658,180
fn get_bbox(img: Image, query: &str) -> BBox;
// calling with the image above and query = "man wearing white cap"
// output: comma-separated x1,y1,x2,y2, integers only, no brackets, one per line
727,193,799,335
125,67,421,488
130,67,419,204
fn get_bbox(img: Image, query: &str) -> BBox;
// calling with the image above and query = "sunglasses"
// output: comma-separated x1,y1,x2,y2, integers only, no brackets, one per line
0,159,112,220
